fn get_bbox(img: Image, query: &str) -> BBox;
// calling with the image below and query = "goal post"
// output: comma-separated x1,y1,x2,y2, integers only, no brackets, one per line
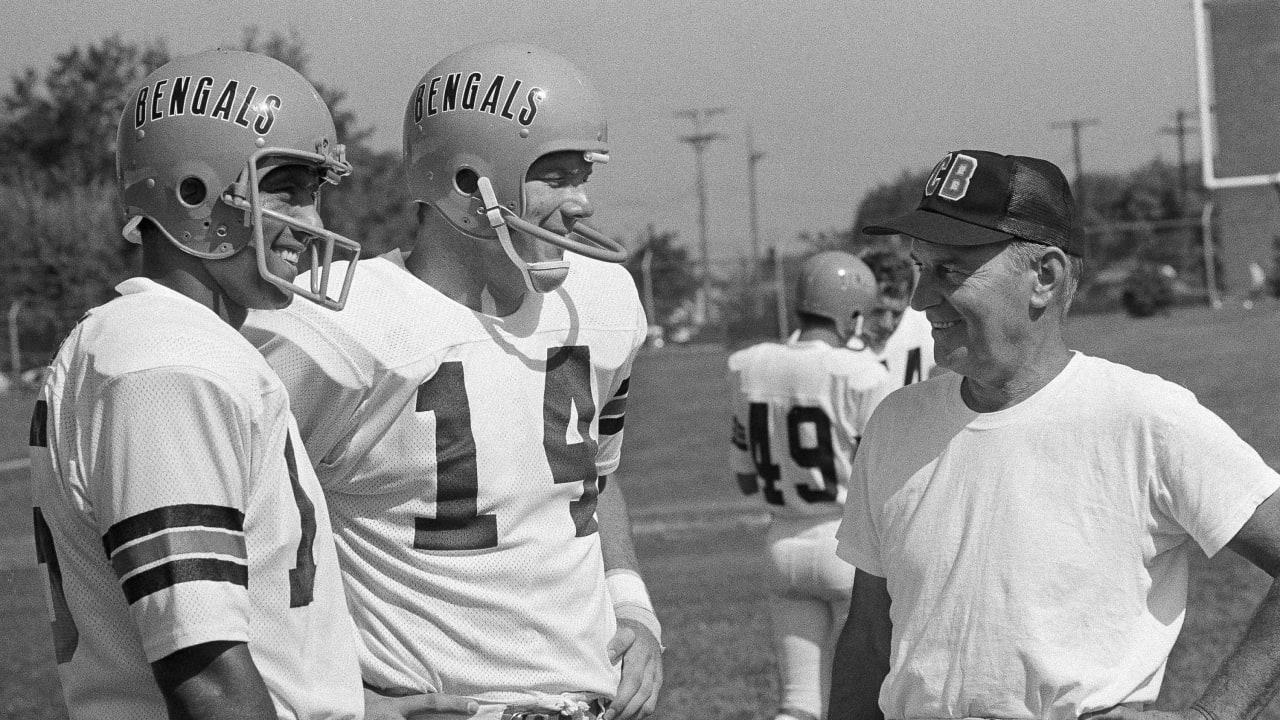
1193,0,1280,190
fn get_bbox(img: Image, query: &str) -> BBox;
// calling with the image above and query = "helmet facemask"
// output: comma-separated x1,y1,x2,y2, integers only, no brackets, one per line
227,143,360,310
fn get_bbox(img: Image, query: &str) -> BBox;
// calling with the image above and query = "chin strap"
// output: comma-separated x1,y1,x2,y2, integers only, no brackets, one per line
477,176,570,294
475,175,630,295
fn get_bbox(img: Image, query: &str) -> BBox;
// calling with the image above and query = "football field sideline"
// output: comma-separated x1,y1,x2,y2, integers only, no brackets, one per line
0,457,28,473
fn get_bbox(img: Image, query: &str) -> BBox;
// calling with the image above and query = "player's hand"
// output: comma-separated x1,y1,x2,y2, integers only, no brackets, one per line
1079,706,1203,720
363,687,481,720
605,618,663,720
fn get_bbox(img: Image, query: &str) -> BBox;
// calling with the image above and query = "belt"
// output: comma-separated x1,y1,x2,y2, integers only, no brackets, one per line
501,697,610,720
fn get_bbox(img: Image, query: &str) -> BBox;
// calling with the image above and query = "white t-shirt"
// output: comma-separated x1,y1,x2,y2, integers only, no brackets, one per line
242,253,647,705
728,339,891,519
848,307,935,389
30,278,361,720
837,352,1280,720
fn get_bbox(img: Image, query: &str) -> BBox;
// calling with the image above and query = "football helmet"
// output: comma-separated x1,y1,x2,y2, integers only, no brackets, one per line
116,49,360,310
795,251,878,339
402,42,627,294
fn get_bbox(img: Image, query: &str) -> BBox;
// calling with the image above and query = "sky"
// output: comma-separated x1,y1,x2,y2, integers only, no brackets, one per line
3,1,1202,264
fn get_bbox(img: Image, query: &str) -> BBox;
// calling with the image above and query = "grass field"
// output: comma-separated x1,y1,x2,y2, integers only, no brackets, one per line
4,301,1280,719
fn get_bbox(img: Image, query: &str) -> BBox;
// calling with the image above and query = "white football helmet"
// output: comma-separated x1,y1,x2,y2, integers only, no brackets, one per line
402,42,627,293
795,251,878,339
116,49,360,310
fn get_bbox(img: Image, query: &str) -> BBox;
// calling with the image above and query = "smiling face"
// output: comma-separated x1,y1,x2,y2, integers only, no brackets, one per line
514,150,596,261
909,238,1034,384
205,163,324,313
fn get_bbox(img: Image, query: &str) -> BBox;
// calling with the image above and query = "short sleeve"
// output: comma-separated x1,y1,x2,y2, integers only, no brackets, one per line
727,360,754,476
1151,396,1280,558
89,368,255,661
836,409,886,576
593,280,647,477
596,372,633,477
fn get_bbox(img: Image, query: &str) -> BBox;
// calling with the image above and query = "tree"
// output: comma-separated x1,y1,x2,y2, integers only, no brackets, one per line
851,169,932,240
0,35,169,190
625,226,700,332
237,26,413,257
237,27,369,148
0,29,421,369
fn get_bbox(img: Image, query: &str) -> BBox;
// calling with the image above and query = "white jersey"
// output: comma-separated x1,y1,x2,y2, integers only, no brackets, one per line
28,278,361,720
848,307,935,388
728,339,891,519
242,253,647,705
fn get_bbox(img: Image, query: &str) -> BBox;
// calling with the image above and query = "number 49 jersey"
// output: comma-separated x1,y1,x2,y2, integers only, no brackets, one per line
242,253,647,704
729,339,892,519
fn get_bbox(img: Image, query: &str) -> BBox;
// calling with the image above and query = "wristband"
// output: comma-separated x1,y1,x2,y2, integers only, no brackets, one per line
606,569,663,648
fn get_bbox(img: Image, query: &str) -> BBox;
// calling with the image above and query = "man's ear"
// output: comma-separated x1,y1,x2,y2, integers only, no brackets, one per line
1030,247,1068,311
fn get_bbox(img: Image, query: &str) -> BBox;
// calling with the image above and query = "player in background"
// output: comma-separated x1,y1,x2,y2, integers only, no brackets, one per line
847,248,936,388
729,251,893,720
243,42,662,720
28,50,364,720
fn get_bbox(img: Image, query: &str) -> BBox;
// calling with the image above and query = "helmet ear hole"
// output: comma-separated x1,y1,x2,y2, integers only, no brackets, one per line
454,168,480,195
178,177,207,207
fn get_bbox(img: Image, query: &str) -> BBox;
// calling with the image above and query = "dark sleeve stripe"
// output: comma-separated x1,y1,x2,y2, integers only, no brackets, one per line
103,504,245,557
121,557,248,605
731,416,748,450
29,400,48,448
614,377,630,397
599,416,625,436
110,529,247,581
601,396,627,417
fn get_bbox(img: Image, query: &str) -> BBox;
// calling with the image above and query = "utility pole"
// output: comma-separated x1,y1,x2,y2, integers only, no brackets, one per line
746,125,767,318
7,301,21,380
1161,108,1199,205
677,107,726,325
746,125,765,271
1050,118,1101,210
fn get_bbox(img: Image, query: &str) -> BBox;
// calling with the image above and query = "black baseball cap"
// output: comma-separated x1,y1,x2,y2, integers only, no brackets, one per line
863,150,1078,255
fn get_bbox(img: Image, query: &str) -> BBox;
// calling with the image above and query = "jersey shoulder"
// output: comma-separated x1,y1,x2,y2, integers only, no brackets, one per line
562,253,645,331
245,256,474,372
75,290,277,401
822,345,892,388
728,341,785,373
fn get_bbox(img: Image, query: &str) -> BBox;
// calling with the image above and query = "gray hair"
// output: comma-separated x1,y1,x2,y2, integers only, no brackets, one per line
1005,240,1084,315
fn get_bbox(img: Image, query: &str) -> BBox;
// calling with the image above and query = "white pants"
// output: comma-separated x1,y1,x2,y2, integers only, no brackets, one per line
765,515,855,720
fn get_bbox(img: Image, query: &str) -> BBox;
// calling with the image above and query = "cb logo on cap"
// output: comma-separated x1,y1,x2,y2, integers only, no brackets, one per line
924,152,977,201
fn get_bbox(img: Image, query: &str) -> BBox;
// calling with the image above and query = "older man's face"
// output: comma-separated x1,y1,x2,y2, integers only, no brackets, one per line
909,238,1031,383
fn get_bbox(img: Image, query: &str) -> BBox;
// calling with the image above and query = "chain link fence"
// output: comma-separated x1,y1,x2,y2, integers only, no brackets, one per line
639,216,1221,351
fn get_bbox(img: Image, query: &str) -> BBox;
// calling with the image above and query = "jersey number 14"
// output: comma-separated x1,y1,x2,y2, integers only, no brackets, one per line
413,346,601,551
